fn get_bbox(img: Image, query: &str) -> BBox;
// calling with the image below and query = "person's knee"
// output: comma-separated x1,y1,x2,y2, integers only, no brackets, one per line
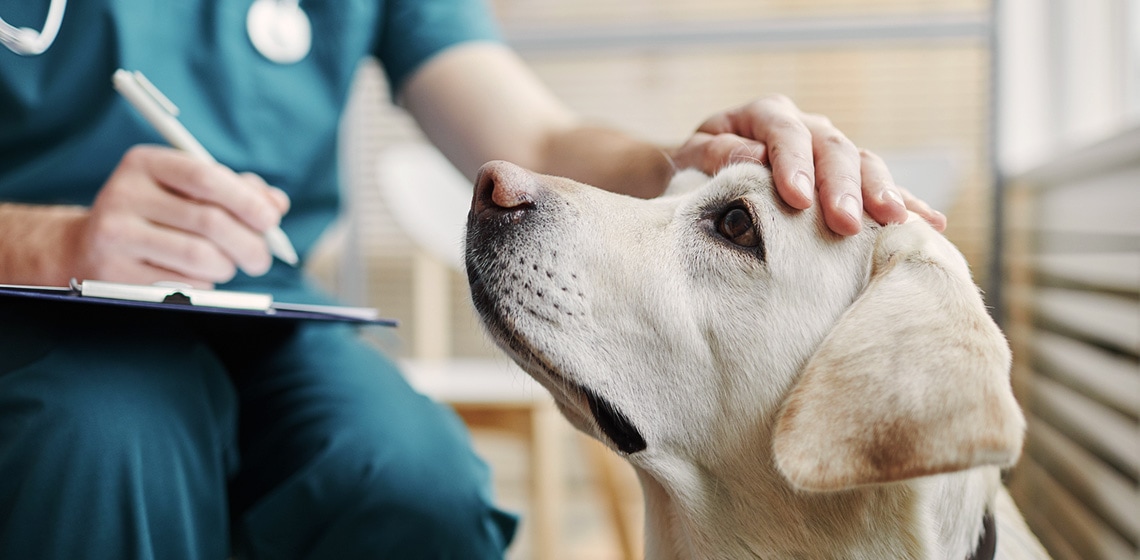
230,330,517,557
6,335,236,467
314,402,516,556
0,332,237,560
379,434,499,537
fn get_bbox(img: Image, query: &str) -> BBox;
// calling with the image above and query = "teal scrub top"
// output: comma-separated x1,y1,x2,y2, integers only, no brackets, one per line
0,0,500,301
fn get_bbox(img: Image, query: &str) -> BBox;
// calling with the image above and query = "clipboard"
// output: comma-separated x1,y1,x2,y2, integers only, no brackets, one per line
0,280,397,326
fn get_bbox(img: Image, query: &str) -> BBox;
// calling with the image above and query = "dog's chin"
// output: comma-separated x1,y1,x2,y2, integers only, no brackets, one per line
526,356,647,455
468,277,646,454
542,387,648,455
495,327,647,455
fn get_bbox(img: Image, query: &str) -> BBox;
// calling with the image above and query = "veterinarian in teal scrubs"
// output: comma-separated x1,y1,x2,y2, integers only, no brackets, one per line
0,1,515,558
0,0,940,557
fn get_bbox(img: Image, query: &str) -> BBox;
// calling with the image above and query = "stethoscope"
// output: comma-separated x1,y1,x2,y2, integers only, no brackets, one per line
0,0,311,64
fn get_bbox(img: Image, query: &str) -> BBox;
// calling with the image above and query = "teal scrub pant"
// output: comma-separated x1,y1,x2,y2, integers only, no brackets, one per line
0,300,517,559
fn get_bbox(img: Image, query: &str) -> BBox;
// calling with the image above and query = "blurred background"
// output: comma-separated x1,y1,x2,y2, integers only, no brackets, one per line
307,0,1140,558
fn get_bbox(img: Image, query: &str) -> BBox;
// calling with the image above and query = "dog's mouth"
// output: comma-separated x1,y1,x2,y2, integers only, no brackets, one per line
583,386,647,454
468,264,647,454
493,318,647,454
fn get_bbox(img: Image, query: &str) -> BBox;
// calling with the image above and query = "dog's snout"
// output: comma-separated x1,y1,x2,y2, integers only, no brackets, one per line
473,160,540,217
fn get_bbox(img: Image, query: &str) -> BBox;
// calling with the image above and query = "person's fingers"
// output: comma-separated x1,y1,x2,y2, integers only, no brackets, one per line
693,96,951,236
899,186,948,232
137,188,272,276
125,146,283,232
696,111,735,136
98,260,216,289
856,148,908,227
696,94,798,138
110,152,273,276
241,172,292,214
674,132,768,175
802,114,863,235
74,145,288,285
123,218,238,282
696,96,815,210
688,133,770,173
78,209,235,284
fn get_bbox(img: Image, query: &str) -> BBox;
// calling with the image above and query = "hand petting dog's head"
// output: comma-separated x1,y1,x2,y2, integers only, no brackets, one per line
465,161,1024,491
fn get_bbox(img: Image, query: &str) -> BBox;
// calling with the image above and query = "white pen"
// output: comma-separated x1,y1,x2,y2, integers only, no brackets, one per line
111,69,299,267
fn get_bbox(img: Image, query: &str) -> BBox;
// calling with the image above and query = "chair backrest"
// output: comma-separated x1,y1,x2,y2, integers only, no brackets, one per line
376,143,474,270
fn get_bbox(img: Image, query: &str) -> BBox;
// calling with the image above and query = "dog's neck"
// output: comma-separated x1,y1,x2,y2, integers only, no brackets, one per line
631,433,998,560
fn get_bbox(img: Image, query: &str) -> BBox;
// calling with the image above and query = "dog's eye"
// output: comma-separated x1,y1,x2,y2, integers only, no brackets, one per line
716,206,759,247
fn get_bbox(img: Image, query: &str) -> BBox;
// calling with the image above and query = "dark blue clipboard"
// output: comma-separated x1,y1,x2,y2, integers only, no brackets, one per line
0,283,398,326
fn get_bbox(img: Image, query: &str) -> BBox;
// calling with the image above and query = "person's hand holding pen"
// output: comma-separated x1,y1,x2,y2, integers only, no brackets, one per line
67,145,291,288
45,69,298,289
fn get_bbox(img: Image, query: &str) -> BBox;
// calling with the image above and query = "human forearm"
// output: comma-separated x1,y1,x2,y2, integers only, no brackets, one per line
0,203,86,285
533,125,675,199
401,44,675,198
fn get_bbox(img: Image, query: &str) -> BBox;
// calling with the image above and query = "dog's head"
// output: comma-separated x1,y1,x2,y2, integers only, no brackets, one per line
464,160,1024,492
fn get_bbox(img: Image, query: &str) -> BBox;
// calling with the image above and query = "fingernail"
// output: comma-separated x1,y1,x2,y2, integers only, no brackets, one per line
839,194,861,221
794,171,813,201
243,259,270,278
268,186,291,212
882,189,904,208
259,209,280,230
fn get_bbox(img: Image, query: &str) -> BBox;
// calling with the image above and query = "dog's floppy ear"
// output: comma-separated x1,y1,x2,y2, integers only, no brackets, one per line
772,218,1025,492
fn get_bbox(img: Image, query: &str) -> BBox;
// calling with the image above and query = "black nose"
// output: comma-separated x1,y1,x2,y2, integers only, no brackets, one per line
472,160,540,217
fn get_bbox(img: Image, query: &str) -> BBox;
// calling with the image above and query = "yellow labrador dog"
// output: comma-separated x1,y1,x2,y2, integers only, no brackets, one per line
464,161,1049,560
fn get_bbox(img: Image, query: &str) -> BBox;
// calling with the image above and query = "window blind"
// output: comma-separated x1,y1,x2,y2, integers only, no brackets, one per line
1005,125,1140,560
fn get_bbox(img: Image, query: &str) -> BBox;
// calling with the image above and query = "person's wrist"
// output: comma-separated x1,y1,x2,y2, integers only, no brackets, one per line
0,203,89,285
54,205,90,283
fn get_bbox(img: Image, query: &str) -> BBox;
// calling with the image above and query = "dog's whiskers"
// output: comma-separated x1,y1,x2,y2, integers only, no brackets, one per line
657,147,679,175
730,154,765,166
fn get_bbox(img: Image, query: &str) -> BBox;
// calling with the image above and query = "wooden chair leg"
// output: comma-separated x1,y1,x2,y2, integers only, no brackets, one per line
529,398,563,560
583,434,640,560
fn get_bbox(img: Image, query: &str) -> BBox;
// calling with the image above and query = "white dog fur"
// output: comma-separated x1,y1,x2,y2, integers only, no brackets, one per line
464,161,1050,560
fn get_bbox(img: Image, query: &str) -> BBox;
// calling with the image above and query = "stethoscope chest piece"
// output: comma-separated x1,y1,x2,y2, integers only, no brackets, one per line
246,0,310,64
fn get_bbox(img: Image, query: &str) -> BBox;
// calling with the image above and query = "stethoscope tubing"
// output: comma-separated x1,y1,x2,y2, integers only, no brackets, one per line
1,0,308,62
0,0,68,55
